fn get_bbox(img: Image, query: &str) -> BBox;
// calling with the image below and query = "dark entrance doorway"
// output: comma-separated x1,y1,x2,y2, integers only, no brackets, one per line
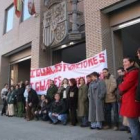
112,21,140,71
10,59,31,85
52,42,86,64
121,23,140,58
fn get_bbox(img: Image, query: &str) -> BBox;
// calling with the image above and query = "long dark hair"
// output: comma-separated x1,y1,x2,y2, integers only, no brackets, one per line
69,78,77,86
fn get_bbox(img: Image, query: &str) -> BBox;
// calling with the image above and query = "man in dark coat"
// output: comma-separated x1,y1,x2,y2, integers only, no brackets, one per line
46,80,58,102
26,85,39,121
49,93,68,125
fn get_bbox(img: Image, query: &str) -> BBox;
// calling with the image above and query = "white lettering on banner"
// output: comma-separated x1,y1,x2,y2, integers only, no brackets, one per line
30,50,108,95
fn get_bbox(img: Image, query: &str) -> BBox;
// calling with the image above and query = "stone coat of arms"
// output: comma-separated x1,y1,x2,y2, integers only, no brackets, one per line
43,1,68,47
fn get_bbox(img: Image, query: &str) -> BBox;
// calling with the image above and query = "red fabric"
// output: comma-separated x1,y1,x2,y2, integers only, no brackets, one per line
119,69,140,118
14,0,21,18
28,0,36,15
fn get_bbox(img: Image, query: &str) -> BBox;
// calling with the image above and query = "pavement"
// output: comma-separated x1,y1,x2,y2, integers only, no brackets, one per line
0,114,130,140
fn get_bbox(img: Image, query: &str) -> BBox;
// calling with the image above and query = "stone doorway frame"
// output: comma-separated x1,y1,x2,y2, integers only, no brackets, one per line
111,17,140,75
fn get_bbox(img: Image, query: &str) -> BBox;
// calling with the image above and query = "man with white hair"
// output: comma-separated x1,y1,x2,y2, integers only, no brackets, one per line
26,85,39,121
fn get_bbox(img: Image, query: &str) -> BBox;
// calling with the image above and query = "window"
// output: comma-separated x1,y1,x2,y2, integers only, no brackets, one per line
5,5,14,33
22,0,31,21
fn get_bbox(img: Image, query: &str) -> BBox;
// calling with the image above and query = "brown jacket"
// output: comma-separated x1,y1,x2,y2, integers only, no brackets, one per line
104,74,117,103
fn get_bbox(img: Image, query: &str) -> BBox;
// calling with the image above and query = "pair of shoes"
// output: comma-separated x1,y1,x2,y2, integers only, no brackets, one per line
127,127,131,133
63,121,67,125
96,127,102,130
71,124,76,126
90,127,96,129
119,126,127,131
53,121,59,125
103,125,110,129
26,119,30,121
81,124,88,127
113,126,118,131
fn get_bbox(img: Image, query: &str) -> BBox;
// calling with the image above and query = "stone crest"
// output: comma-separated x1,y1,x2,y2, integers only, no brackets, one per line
43,0,68,47
44,0,63,9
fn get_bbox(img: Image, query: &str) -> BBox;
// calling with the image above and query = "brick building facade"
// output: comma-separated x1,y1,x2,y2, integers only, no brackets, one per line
84,0,140,73
0,0,48,89
0,0,140,89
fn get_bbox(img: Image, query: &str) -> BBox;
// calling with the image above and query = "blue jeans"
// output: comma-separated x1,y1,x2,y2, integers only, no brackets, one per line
91,122,102,129
104,102,119,126
49,112,67,124
127,118,140,140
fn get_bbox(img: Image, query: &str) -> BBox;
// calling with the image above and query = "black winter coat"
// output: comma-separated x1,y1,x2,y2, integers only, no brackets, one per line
50,100,67,115
68,85,78,109
17,87,25,103
28,89,39,107
37,100,51,113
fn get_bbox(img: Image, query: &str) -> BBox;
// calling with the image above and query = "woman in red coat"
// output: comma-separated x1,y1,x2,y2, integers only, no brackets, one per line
119,57,140,140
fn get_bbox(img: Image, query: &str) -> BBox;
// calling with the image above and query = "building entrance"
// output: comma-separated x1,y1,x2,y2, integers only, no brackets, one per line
52,42,86,64
10,59,31,85
112,19,140,71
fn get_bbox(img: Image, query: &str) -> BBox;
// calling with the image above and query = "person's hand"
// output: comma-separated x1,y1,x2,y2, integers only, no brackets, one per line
43,110,47,114
52,113,55,116
54,113,58,117
34,111,37,114
39,111,42,114
135,100,140,102
29,103,32,107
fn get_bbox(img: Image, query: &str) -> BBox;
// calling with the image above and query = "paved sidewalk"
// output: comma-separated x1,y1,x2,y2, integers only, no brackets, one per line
0,115,130,140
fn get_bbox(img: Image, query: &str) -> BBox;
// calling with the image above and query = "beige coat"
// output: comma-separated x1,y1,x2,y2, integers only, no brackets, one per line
104,74,117,103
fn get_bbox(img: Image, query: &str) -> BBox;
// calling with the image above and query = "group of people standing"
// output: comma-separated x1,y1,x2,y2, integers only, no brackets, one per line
1,50,140,140
1,81,29,117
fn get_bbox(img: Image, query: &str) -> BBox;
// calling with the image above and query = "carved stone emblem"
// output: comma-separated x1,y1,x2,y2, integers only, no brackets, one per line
44,0,63,9
43,1,68,47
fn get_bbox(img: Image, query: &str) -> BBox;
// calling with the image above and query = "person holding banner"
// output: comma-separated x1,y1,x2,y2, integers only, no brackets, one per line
88,72,106,129
77,77,88,127
46,80,58,102
68,78,78,126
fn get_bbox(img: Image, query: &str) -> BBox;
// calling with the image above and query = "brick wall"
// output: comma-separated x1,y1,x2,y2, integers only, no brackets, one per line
0,0,47,89
84,0,122,73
